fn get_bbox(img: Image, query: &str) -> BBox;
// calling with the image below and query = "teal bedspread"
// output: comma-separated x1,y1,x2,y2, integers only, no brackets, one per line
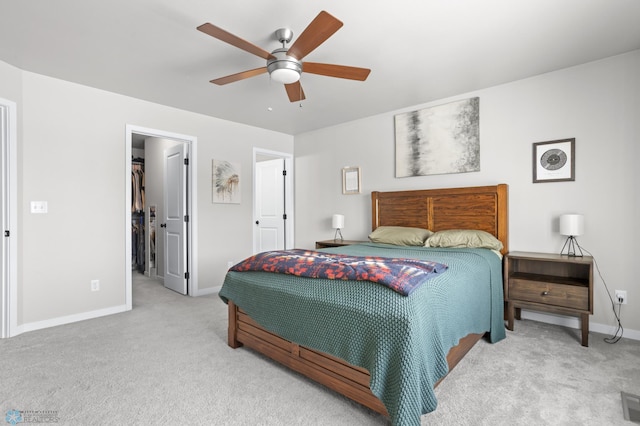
219,243,506,426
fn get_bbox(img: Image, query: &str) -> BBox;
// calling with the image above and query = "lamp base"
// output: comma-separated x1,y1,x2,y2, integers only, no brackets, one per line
560,236,583,257
334,228,344,242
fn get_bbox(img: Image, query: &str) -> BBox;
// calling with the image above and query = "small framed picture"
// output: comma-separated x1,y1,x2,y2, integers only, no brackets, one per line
342,166,361,194
532,138,575,183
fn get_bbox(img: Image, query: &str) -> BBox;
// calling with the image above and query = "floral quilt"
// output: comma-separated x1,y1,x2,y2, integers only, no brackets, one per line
230,249,447,296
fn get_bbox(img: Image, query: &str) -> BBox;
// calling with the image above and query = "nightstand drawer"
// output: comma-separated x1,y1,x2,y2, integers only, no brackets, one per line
510,278,588,310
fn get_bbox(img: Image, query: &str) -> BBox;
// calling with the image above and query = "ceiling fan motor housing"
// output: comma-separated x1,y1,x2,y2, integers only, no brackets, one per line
267,48,302,84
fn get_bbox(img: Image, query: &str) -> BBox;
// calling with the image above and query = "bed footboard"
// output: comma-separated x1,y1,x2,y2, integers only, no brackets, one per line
227,300,483,417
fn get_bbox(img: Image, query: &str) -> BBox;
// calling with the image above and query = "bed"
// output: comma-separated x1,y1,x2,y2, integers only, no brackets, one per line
219,184,508,426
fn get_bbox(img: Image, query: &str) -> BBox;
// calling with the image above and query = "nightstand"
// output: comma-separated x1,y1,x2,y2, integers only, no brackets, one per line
315,239,368,249
504,251,594,346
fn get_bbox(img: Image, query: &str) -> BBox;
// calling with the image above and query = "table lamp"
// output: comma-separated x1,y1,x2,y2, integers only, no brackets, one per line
560,214,584,257
332,214,344,242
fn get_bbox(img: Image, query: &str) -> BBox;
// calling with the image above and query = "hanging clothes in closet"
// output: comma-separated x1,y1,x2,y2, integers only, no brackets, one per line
132,159,145,272
132,160,145,213
131,216,145,272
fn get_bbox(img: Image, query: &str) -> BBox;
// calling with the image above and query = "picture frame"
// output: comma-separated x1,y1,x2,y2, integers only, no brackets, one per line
212,159,241,203
532,138,575,183
342,166,361,194
395,97,480,177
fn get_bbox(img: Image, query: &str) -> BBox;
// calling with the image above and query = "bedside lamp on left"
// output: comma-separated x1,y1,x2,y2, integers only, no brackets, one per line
332,214,344,242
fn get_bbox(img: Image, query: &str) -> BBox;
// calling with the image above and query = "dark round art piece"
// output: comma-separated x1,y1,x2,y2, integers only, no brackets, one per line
540,148,567,170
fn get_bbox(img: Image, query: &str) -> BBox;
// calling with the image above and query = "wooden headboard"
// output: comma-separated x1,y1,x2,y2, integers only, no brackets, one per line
371,184,509,254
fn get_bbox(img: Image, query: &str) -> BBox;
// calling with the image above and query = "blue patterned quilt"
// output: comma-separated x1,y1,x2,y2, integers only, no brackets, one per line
219,243,505,426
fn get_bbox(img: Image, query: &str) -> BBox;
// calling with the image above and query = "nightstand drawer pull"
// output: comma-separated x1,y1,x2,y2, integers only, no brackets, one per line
542,290,549,296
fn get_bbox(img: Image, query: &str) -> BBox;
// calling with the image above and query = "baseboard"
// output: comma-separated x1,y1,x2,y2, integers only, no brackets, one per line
15,304,130,336
194,285,220,296
520,310,640,341
13,286,218,336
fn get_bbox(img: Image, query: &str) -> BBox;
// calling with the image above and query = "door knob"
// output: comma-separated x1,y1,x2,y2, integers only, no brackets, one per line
160,223,167,228
255,220,259,225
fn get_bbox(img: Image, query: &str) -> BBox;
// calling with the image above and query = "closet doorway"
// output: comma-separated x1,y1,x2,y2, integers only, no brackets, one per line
125,125,198,309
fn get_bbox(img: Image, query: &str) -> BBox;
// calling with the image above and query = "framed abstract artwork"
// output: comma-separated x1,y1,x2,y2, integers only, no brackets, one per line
395,97,480,177
532,138,575,183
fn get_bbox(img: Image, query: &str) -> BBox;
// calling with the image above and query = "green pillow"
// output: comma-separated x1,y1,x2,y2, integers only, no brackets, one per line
368,226,433,246
425,229,503,250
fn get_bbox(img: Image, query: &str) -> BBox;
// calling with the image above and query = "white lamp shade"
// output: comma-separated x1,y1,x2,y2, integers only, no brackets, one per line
332,214,345,229
560,214,584,236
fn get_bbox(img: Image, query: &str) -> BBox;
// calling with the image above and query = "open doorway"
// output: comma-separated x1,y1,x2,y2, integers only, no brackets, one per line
253,148,294,253
125,125,198,310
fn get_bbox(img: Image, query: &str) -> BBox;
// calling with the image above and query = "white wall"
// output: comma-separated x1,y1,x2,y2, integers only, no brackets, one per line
294,50,640,337
0,61,22,105
1,63,293,330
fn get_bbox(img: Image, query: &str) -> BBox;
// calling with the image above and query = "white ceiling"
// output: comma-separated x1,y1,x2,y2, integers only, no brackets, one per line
1,0,639,135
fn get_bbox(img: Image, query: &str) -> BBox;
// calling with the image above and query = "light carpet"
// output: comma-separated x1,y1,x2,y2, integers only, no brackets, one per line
1,273,638,425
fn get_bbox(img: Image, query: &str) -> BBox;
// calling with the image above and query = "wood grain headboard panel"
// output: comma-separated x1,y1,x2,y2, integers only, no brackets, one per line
371,184,509,254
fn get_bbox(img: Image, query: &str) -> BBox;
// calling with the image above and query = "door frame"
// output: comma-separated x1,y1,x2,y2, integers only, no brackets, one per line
252,148,294,253
125,125,198,309
1,98,17,338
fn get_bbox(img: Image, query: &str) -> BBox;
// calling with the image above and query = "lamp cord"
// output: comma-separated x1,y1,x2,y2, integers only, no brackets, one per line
576,242,624,343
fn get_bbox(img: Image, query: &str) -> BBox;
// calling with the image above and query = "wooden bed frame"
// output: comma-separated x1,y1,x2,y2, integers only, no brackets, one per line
226,184,508,417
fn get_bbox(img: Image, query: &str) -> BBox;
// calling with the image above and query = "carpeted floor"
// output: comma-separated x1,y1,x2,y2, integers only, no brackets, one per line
1,273,638,425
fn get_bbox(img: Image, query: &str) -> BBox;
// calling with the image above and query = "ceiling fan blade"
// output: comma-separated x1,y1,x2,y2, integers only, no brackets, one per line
285,81,306,102
303,62,371,81
197,23,275,60
210,67,268,85
287,11,343,61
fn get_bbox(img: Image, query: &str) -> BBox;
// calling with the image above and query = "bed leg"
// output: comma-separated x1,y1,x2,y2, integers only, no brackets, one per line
228,300,242,348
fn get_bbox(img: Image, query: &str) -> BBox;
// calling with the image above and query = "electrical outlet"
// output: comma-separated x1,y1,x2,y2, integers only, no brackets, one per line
615,290,627,305
91,279,100,292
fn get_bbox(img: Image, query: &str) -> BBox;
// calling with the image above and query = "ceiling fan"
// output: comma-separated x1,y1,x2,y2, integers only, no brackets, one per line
197,11,371,102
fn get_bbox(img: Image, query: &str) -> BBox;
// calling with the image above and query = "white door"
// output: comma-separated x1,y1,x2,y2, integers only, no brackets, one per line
163,144,188,295
255,158,285,252
1,98,17,338
0,101,7,337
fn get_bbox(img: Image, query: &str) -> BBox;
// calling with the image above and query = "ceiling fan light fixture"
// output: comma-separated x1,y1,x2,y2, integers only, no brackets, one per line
270,68,300,84
267,48,302,84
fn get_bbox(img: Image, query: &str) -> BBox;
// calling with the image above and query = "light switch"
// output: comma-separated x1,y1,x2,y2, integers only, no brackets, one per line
30,201,48,214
